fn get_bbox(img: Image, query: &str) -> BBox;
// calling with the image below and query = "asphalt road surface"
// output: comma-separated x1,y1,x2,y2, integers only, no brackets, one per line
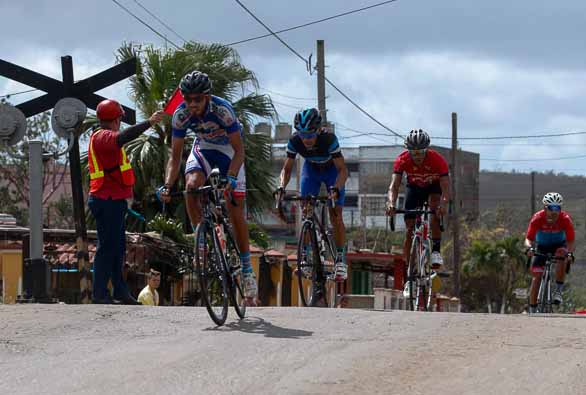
1,305,585,395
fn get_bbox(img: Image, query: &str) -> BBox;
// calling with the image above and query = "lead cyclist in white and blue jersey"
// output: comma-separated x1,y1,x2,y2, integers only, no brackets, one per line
159,70,257,305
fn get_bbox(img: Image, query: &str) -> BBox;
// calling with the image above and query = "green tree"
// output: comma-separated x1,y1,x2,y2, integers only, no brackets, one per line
112,41,276,230
461,228,528,313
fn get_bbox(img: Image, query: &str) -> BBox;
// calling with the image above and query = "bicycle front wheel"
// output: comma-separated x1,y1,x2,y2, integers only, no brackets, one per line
537,267,552,314
406,237,421,311
195,221,229,326
297,221,327,307
420,241,433,312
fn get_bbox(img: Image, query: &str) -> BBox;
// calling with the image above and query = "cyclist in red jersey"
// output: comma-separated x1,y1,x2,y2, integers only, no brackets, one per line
525,192,575,311
386,129,450,269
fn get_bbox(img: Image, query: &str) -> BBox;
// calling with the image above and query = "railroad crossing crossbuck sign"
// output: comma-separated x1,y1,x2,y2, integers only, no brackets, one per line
0,56,136,123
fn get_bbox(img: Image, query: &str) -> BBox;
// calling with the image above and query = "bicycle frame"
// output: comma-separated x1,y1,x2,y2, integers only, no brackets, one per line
391,201,439,311
281,194,339,307
532,252,564,314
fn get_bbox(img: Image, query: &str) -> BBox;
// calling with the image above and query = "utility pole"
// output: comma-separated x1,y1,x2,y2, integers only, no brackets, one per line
61,56,91,304
451,112,460,298
530,171,536,216
316,40,327,124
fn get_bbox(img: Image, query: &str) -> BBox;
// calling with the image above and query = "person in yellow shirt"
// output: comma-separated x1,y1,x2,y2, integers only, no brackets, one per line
138,269,161,306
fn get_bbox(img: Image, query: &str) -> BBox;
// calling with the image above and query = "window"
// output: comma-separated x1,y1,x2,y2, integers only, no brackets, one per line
361,195,387,216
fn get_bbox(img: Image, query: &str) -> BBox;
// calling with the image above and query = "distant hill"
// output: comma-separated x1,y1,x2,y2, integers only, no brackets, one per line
480,170,585,212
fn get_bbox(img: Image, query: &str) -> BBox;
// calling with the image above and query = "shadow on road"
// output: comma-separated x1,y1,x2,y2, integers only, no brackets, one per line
206,317,313,339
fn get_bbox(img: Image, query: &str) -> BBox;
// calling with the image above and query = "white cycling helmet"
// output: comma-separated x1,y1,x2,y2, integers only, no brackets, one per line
542,192,563,206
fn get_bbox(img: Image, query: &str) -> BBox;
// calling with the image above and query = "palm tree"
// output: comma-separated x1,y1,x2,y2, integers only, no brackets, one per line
80,42,276,232
111,41,276,230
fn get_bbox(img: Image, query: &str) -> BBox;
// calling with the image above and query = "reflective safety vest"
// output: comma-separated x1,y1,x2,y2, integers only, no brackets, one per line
88,129,135,193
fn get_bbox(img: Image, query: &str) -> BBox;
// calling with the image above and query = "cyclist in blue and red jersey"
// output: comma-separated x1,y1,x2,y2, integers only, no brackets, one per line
525,192,575,311
386,129,450,269
159,71,257,305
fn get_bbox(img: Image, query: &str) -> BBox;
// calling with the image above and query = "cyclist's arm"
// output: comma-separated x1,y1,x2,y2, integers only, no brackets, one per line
567,240,575,253
387,173,402,207
164,137,184,187
439,175,450,210
227,132,244,177
332,156,348,190
279,157,295,189
524,238,535,249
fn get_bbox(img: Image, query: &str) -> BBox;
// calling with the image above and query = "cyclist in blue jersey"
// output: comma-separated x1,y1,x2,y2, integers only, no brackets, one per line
276,108,349,285
159,71,257,305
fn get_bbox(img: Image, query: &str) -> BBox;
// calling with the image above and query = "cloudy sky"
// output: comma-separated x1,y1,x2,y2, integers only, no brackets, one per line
2,0,586,174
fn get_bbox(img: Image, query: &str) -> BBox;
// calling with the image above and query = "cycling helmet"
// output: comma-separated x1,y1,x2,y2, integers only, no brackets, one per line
542,192,563,206
294,108,322,133
404,129,431,150
96,99,125,121
179,71,212,95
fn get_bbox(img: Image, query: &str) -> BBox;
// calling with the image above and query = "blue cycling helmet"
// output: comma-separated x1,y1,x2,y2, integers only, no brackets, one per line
294,108,322,133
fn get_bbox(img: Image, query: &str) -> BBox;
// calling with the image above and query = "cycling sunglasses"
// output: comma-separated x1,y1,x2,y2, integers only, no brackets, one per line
183,94,208,104
409,148,428,156
546,204,561,212
299,131,317,140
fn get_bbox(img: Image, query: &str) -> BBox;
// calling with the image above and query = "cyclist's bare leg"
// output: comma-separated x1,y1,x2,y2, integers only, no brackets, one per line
555,248,568,283
428,194,442,240
529,272,543,305
404,219,415,263
328,205,345,248
227,195,257,305
185,171,206,227
226,196,250,257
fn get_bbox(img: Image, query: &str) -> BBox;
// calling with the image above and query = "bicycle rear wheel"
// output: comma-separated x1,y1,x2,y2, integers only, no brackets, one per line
195,221,229,326
225,229,246,319
420,242,433,312
297,221,327,307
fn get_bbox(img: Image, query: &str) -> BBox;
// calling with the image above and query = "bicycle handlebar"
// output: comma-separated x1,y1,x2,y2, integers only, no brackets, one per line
528,252,567,260
389,209,444,232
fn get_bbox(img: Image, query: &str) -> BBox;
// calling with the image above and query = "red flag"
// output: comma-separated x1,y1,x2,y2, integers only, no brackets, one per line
164,88,183,115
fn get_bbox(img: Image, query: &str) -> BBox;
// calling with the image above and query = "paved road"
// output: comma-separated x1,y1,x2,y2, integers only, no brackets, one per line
1,305,585,395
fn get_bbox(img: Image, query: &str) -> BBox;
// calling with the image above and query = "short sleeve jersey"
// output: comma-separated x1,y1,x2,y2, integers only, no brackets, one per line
526,210,575,246
286,130,342,164
171,95,241,147
393,149,449,187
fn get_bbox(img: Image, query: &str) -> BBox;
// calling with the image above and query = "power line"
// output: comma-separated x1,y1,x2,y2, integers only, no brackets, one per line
233,0,309,67
259,87,317,101
483,154,586,162
227,0,399,46
0,88,38,99
434,130,586,140
233,0,403,138
110,0,182,49
131,0,189,44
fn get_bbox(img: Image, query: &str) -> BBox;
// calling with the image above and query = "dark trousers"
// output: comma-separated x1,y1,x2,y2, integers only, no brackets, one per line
88,196,129,301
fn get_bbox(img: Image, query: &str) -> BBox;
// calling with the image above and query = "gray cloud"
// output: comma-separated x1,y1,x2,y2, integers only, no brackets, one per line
2,0,586,174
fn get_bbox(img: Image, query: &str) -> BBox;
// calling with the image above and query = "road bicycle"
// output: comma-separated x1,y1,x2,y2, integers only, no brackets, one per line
390,202,443,311
167,168,247,326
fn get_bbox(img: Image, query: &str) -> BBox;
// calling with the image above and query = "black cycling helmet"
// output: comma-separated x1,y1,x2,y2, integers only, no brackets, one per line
179,71,212,95
404,129,431,150
294,108,322,133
